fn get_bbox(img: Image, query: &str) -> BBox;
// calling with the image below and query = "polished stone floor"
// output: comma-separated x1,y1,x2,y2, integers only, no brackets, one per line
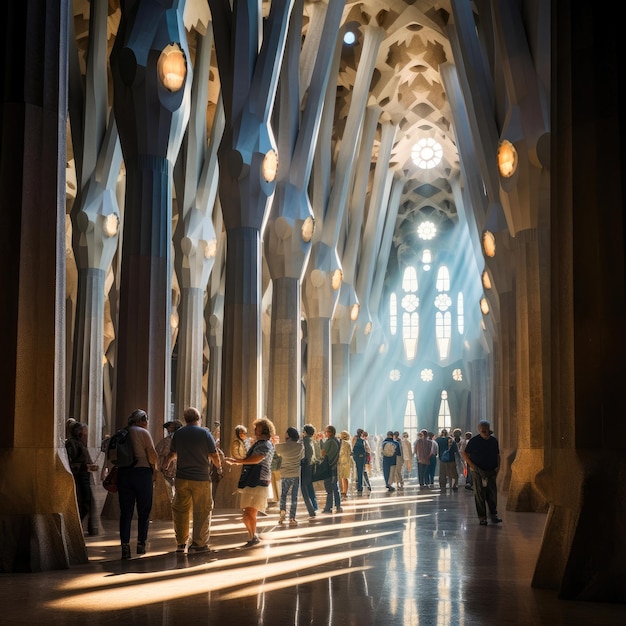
1,476,623,625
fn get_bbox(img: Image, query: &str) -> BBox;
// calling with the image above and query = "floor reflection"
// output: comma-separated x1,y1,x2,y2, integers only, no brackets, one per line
1,477,624,625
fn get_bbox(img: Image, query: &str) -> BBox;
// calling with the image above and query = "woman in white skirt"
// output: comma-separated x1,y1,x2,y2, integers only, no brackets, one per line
225,416,276,547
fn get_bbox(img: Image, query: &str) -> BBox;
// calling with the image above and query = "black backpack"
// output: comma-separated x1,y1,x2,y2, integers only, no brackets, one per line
106,428,136,468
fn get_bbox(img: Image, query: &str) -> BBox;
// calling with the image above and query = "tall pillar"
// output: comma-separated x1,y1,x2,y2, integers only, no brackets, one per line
209,0,293,461
109,0,191,429
532,2,626,601
507,230,549,511
0,0,87,572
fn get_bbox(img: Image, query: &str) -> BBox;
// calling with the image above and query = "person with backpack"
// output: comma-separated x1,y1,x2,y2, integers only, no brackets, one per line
381,431,401,491
117,408,158,560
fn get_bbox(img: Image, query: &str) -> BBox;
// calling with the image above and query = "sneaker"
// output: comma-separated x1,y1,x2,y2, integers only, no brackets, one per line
121,543,131,560
136,542,146,555
189,544,213,553
176,544,187,553
387,486,396,492
336,507,343,514
465,484,473,490
322,508,333,514
243,535,260,548
479,519,488,526
289,518,298,526
279,510,286,525
308,515,317,522
452,486,458,491
491,516,503,524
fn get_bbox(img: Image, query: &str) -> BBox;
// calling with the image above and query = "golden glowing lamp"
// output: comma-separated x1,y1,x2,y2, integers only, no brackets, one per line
262,149,279,182
482,230,496,258
497,139,518,178
482,270,492,290
301,216,314,242
331,269,343,290
158,44,187,92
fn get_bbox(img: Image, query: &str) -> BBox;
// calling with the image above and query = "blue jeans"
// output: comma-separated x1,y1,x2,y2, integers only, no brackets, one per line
323,469,341,511
280,476,300,519
300,463,318,516
427,457,437,484
118,466,154,544
417,462,429,486
353,455,365,491
382,460,396,487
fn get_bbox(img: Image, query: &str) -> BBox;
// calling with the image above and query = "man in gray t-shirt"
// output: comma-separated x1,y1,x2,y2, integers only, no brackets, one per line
274,427,304,524
165,406,222,553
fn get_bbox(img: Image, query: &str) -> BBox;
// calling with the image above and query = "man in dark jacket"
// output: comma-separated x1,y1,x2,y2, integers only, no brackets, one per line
462,420,502,525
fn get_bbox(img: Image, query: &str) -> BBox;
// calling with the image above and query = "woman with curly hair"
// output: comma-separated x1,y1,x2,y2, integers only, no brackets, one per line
225,417,276,547
337,430,353,499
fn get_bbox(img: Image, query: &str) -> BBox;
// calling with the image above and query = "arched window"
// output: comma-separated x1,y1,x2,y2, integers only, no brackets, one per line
436,265,450,292
389,292,397,335
437,390,451,431
436,312,451,360
401,266,419,360
403,390,418,440
403,312,419,360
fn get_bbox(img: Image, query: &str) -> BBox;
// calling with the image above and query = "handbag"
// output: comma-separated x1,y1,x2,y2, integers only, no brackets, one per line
102,465,118,493
238,462,266,489
311,456,332,482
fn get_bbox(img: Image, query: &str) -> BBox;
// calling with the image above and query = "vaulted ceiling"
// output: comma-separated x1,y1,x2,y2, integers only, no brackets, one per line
72,0,472,274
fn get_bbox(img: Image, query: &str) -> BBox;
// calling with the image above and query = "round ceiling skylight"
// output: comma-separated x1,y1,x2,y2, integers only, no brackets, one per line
411,138,443,169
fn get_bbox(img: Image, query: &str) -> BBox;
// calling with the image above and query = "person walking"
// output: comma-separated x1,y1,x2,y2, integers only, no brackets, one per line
118,409,158,559
300,424,319,520
351,429,367,495
462,420,502,525
275,427,304,525
321,425,342,514
441,436,460,490
435,429,449,490
65,421,100,535
393,431,404,487
337,430,353,499
381,431,401,491
225,417,276,547
426,432,438,487
460,431,473,489
362,431,373,491
164,407,222,554
401,432,413,481
414,429,433,489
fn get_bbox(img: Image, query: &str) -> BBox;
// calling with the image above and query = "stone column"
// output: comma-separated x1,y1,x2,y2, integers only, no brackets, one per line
532,2,626,601
0,0,87,572
109,0,191,429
